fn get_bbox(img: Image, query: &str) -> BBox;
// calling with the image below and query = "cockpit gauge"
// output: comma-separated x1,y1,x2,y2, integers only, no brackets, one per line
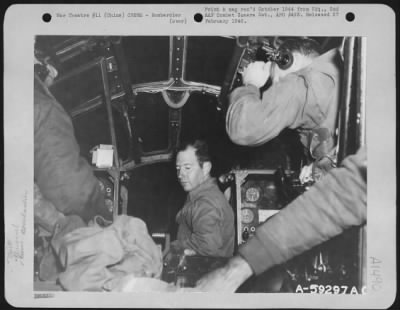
241,208,255,224
245,187,260,202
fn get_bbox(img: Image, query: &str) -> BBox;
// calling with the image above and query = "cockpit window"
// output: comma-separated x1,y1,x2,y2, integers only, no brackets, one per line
121,36,170,84
185,36,236,86
180,92,222,142
134,92,170,152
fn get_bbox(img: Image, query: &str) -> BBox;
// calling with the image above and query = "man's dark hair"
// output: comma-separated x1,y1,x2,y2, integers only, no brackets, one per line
279,37,322,58
177,139,211,167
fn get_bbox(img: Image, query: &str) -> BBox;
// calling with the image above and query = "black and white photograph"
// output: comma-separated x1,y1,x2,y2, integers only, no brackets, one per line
4,4,396,308
32,34,367,294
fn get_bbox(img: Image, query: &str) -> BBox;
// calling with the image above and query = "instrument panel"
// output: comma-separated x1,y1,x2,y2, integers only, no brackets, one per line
234,170,283,244
232,169,362,293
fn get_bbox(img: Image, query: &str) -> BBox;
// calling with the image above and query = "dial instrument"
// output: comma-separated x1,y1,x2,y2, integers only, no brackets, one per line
241,208,255,224
246,187,260,202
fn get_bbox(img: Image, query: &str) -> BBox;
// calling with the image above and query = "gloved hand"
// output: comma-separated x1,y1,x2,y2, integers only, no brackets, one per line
242,61,271,88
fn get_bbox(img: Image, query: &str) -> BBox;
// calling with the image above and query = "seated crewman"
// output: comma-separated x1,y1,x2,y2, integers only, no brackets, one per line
171,139,235,257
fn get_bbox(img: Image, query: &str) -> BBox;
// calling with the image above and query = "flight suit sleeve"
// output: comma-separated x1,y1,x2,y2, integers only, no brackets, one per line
238,147,367,275
180,198,224,257
34,77,106,222
226,70,337,146
226,75,306,146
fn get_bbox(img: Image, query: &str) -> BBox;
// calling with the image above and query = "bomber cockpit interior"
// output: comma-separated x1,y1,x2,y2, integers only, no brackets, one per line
34,35,366,293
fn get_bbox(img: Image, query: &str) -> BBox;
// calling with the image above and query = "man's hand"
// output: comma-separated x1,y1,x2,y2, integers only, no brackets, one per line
299,163,314,184
242,61,271,88
163,241,183,263
195,256,253,292
183,248,196,256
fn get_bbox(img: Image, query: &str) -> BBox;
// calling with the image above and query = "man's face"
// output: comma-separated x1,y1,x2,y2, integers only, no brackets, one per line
176,147,209,192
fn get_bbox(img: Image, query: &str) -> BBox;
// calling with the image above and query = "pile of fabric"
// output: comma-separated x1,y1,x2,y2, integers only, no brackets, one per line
38,214,164,291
